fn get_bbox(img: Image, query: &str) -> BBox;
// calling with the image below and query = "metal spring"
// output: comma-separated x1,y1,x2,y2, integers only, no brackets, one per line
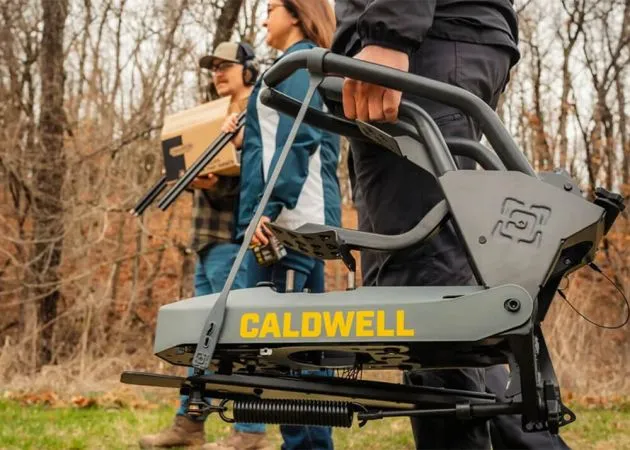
232,399,354,428
341,363,363,381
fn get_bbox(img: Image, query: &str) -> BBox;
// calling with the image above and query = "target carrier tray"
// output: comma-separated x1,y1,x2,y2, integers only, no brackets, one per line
122,48,625,434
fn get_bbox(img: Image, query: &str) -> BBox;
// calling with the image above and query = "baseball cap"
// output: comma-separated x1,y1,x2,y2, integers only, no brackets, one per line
199,42,254,70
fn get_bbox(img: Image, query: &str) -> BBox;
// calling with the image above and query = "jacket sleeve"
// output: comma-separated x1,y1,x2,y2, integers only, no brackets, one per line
357,0,437,55
262,68,322,220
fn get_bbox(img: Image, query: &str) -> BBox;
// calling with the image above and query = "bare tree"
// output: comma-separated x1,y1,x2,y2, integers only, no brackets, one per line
212,0,245,49
29,0,69,366
0,0,626,395
578,0,629,194
556,0,588,170
519,6,555,171
618,70,629,191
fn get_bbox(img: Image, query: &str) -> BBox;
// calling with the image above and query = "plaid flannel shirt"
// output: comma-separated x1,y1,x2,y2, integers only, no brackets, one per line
190,176,240,253
190,96,248,253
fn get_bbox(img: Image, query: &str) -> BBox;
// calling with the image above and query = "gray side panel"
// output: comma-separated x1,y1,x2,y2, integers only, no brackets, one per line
154,285,532,354
440,171,605,298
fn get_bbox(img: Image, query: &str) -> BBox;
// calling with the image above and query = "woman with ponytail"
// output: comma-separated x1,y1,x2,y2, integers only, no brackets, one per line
217,1,340,449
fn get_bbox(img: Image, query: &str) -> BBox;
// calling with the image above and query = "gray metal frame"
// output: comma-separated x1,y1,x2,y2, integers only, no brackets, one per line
154,284,531,363
120,47,625,434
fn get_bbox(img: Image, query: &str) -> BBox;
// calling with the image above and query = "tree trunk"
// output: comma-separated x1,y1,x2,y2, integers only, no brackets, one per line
205,0,245,100
557,0,586,170
33,0,68,367
557,54,571,171
531,44,553,171
617,73,629,193
212,0,245,50
602,102,614,191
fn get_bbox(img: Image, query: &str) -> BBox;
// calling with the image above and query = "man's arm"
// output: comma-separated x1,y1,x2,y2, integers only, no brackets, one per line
357,0,436,54
343,1,437,123
221,112,245,149
342,46,409,123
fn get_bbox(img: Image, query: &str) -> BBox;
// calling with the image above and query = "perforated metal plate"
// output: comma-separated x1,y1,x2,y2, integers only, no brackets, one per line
267,223,342,260
356,120,403,155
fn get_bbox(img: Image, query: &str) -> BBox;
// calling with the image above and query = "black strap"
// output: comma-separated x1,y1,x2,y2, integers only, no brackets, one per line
191,74,324,372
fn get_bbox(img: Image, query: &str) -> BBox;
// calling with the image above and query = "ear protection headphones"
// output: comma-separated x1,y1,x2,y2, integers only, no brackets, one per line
238,42,260,86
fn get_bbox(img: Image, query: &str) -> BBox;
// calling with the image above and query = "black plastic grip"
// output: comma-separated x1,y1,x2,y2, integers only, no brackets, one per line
261,86,505,173
263,49,536,177
264,50,322,87
259,87,364,140
445,138,506,171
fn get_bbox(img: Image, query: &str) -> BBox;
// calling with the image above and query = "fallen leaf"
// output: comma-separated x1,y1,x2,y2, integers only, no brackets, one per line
71,395,97,408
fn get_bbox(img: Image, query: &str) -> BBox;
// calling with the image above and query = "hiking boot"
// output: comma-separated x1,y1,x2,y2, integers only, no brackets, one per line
138,415,205,448
202,430,271,450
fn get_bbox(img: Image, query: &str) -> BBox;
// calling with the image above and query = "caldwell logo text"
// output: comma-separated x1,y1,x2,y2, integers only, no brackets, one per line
239,310,414,339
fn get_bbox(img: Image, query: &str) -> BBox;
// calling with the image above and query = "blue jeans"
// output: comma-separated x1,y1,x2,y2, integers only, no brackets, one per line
256,250,334,450
179,244,334,448
177,242,266,434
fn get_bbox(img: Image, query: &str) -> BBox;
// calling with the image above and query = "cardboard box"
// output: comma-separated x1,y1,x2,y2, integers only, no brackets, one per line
161,96,241,180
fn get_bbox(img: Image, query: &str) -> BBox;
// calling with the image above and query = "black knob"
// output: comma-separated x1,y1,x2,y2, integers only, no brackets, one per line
504,298,521,313
595,187,625,209
594,187,626,234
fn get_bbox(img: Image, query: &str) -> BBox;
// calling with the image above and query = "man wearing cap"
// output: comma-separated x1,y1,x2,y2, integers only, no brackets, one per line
139,41,271,450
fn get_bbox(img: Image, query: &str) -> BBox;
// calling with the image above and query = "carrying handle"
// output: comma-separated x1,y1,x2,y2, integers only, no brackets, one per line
262,82,505,174
263,48,536,177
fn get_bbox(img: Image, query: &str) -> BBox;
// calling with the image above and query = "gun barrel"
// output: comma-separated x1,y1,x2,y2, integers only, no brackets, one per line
131,176,167,216
157,112,246,211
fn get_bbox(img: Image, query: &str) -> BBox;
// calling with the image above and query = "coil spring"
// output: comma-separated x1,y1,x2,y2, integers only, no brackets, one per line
232,399,354,428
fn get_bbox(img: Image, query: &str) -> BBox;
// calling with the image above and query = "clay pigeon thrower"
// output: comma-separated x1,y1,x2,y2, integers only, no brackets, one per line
121,48,625,434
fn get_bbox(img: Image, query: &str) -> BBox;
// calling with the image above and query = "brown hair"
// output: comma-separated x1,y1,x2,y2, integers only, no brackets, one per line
282,0,336,49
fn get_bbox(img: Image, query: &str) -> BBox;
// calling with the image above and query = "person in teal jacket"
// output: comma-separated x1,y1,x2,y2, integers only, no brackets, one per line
221,1,340,449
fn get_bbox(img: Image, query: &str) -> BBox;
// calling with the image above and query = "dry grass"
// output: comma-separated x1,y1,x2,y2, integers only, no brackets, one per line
1,394,629,450
1,212,627,400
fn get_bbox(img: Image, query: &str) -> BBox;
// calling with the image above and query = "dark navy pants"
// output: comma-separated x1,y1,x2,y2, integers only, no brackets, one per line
348,37,570,449
182,244,333,448
178,243,266,433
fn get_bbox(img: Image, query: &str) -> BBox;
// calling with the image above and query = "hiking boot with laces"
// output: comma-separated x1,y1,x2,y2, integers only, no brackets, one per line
202,430,272,450
138,414,205,448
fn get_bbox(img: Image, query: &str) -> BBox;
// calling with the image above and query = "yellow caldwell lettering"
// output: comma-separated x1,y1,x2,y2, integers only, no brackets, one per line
323,311,355,337
259,313,281,338
282,312,299,337
356,311,375,337
376,310,395,336
302,312,322,337
238,310,415,338
396,310,414,337
240,313,259,338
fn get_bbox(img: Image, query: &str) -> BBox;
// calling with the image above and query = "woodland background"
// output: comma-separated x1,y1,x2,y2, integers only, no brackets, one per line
0,0,628,396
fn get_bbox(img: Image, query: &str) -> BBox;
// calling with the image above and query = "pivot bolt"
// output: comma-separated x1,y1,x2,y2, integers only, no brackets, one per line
563,183,573,191
479,236,487,244
504,298,521,313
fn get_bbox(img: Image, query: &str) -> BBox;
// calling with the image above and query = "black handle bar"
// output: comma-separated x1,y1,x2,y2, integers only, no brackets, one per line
260,86,364,140
261,82,505,172
263,48,535,177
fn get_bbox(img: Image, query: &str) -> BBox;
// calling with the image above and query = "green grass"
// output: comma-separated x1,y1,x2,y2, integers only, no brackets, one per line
0,399,629,449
